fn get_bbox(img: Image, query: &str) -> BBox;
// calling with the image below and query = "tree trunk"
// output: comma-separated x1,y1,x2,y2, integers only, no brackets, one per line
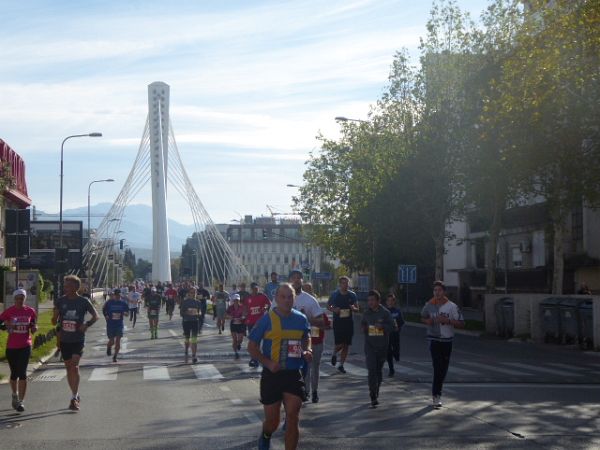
485,203,502,293
434,233,445,281
552,213,566,295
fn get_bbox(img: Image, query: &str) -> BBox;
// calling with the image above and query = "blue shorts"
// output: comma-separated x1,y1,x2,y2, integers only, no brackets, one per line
107,324,124,339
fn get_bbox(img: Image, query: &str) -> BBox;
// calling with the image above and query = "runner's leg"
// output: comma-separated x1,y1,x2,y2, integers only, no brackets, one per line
282,392,302,450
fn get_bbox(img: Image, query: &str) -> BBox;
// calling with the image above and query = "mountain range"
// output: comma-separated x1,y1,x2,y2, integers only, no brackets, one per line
34,203,198,260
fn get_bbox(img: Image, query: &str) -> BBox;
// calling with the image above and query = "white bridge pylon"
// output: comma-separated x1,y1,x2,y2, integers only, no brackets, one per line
83,81,249,286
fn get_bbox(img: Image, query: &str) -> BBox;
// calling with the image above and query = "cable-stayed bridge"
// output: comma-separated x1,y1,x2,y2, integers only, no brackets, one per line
83,82,249,286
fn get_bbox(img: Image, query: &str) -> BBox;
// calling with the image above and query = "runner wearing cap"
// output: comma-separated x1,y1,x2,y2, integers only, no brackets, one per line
226,294,246,359
244,282,271,368
0,289,37,412
102,288,129,362
145,287,162,339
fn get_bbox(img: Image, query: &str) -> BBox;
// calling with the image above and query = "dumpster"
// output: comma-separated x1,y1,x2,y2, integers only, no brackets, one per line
559,298,582,344
540,297,563,343
495,297,514,338
494,299,505,337
578,300,594,350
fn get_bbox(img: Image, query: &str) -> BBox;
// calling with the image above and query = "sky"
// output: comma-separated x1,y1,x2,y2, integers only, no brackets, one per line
1,0,489,227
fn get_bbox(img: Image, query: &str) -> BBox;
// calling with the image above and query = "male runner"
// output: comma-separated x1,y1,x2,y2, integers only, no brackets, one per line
145,287,162,339
102,288,129,362
196,283,210,333
164,283,178,320
361,290,394,407
244,282,271,367
212,284,229,334
237,282,250,305
248,283,312,450
303,282,330,403
328,276,359,373
0,289,37,412
52,275,99,411
264,272,280,302
127,286,142,328
180,287,202,363
421,280,464,408
385,293,405,376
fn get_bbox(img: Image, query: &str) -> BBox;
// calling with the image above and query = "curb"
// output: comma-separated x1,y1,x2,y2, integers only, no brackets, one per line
403,321,484,337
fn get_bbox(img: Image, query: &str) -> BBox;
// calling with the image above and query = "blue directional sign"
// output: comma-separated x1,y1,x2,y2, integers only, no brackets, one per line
398,265,417,284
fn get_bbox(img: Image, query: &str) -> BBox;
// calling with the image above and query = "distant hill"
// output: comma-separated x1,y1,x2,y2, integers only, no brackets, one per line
34,203,196,258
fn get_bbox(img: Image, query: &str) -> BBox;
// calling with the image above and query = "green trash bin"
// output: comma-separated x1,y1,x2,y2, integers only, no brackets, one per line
559,298,583,344
540,297,563,344
578,300,594,350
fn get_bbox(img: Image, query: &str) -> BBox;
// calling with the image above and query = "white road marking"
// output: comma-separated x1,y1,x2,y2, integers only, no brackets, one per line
143,365,171,380
33,369,66,382
230,398,243,405
244,412,263,424
445,383,600,389
342,363,368,377
89,366,119,381
503,362,583,378
238,364,261,374
319,370,330,378
219,385,231,392
395,365,430,377
192,364,224,380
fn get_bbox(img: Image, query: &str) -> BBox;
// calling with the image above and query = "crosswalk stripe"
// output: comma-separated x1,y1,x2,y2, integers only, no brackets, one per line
549,362,593,372
462,362,523,377
192,364,224,380
143,365,171,380
342,362,368,377
33,369,66,382
89,367,119,381
319,370,330,378
503,362,583,377
395,365,429,377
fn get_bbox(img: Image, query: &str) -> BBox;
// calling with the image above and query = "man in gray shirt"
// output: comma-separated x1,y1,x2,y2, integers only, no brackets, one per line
361,290,395,408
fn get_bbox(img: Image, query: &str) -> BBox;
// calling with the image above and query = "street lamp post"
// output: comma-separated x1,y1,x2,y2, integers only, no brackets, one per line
87,178,114,300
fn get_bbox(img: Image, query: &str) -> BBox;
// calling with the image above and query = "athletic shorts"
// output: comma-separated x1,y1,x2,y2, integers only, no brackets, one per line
230,323,246,335
333,319,354,345
182,321,199,339
260,369,305,405
60,341,84,361
215,308,226,319
148,309,160,319
107,325,124,339
6,346,31,380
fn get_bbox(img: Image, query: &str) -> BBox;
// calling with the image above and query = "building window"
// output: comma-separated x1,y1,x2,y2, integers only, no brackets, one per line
512,247,523,268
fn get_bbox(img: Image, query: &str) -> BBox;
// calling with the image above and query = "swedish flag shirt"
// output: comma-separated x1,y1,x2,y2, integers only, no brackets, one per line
248,308,310,370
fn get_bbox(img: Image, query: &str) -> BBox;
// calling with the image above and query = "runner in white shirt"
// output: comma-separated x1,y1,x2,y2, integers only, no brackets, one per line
127,286,142,328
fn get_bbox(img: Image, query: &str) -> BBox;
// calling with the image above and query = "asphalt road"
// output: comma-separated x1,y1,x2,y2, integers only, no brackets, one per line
1,305,599,449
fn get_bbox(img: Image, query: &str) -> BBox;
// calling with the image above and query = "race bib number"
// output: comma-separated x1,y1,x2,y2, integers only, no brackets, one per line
187,308,199,316
311,326,321,338
287,340,302,358
111,312,122,320
14,323,28,334
368,325,384,336
250,306,261,315
63,320,77,332
339,309,351,318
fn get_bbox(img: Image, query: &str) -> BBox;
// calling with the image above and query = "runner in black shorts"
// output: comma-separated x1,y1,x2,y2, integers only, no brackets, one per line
328,276,359,374
180,287,202,363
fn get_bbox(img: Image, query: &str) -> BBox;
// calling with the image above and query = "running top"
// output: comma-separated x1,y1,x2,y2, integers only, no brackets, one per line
164,288,178,301
145,294,162,316
328,289,357,321
310,312,330,345
248,308,310,371
244,293,271,327
214,291,229,314
420,298,464,342
180,297,203,322
0,305,37,349
103,299,129,326
264,281,280,302
227,304,245,324
128,291,141,309
55,296,96,343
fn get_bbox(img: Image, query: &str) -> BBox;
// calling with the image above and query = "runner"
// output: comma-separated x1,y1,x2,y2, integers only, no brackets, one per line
361,290,394,407
420,280,465,408
180,287,202,363
289,270,324,400
248,283,312,450
164,283,178,320
212,284,229,334
0,289,37,412
264,272,280,302
237,282,250,306
196,283,210,333
226,294,246,359
145,287,162,339
244,282,271,368
327,276,359,373
102,288,129,362
385,293,405,376
52,275,99,411
127,285,142,328
302,282,330,403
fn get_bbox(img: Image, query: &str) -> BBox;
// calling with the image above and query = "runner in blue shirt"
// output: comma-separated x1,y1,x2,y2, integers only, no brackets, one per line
248,283,312,450
102,289,129,362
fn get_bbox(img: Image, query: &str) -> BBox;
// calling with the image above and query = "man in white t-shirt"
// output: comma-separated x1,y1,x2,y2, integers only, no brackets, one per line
289,269,324,402
420,280,465,408
127,286,142,328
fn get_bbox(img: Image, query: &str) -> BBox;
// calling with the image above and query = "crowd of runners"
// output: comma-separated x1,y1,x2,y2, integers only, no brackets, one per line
0,271,464,450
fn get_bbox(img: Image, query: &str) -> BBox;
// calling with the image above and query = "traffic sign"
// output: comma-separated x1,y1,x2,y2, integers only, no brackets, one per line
398,265,417,284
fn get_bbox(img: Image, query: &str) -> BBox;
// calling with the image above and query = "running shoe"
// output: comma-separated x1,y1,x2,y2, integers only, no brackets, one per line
337,365,346,374
11,393,19,410
234,351,240,359
388,368,395,377
370,399,378,408
331,354,337,366
249,359,259,368
112,355,117,363
257,433,271,450
16,401,25,412
192,357,198,364
433,395,442,408
106,346,112,356
312,391,319,403
69,398,80,411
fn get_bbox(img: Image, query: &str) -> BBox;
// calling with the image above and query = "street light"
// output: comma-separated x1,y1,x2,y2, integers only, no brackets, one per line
59,133,102,248
88,179,115,243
